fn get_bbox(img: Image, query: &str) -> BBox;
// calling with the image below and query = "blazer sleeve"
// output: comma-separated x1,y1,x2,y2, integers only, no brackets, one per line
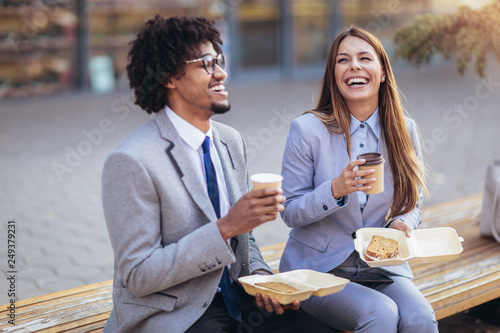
384,118,424,230
102,151,235,297
281,117,347,228
248,231,273,274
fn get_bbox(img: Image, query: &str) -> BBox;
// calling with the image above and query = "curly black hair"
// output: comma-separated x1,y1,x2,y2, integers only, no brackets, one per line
126,15,223,114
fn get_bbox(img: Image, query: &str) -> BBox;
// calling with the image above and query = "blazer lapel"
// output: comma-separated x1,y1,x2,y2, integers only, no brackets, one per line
155,112,217,222
213,125,247,278
212,126,242,206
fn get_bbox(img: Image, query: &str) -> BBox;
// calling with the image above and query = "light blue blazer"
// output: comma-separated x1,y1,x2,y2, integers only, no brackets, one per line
279,113,424,278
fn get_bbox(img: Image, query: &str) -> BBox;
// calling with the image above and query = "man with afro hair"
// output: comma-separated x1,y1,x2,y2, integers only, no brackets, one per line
101,15,331,332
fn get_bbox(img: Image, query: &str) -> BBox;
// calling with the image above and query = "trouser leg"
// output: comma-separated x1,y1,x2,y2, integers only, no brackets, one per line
301,281,399,333
375,275,438,333
185,292,235,333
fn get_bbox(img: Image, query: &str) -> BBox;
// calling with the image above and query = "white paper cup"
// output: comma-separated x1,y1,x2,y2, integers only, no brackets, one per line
251,173,283,215
251,173,283,190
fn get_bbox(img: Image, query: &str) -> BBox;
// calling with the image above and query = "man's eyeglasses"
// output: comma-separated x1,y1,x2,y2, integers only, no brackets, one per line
185,54,225,74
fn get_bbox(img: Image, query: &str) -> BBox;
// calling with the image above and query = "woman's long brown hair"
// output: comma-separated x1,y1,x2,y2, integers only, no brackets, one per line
307,26,428,219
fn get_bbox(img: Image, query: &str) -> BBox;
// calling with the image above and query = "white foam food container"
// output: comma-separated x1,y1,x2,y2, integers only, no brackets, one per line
354,227,464,267
238,269,349,304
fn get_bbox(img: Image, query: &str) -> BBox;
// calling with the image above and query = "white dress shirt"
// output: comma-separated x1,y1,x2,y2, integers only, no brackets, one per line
165,107,231,218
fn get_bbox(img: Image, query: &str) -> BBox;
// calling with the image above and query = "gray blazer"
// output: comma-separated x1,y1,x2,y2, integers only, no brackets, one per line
102,111,271,332
279,113,424,278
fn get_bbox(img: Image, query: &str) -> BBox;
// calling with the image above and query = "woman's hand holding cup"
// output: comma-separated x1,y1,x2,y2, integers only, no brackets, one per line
331,159,376,199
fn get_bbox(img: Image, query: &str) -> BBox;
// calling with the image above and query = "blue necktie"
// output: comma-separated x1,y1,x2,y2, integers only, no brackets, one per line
202,136,241,321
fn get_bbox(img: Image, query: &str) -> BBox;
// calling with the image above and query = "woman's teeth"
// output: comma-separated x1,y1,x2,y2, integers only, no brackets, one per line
347,78,368,86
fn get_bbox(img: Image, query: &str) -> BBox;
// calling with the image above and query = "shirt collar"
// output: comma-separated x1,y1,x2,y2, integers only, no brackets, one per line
165,106,212,150
349,107,381,139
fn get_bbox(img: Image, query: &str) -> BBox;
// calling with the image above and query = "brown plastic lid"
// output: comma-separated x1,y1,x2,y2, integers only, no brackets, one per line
357,152,385,166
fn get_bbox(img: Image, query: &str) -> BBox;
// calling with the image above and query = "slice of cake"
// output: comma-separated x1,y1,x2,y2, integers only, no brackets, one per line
255,282,300,293
365,235,399,261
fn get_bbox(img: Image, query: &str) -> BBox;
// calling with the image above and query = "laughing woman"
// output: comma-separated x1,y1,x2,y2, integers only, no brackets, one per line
279,27,438,332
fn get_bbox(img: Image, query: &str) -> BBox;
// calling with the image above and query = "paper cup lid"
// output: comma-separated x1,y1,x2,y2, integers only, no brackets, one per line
357,152,385,166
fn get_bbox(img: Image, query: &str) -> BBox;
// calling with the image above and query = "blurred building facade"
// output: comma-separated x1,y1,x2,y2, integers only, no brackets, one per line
0,0,492,98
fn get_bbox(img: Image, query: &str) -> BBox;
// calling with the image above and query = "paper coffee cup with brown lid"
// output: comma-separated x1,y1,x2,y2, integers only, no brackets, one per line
357,153,385,194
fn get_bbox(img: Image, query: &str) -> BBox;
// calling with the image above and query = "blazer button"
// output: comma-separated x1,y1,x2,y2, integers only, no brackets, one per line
351,232,356,239
323,205,328,211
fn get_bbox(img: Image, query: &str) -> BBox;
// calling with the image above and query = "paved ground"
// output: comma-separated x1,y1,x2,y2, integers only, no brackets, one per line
1,58,500,331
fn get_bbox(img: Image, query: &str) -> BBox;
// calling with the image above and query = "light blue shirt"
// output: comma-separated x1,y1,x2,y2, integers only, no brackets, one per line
349,108,381,210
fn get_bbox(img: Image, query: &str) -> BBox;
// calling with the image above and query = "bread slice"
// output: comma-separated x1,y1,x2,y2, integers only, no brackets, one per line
255,282,300,293
365,235,399,261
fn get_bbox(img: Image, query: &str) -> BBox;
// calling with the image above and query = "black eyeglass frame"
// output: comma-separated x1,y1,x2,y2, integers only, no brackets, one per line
185,54,225,74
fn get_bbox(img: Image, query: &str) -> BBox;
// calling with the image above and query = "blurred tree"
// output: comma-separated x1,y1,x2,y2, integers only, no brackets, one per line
393,1,499,78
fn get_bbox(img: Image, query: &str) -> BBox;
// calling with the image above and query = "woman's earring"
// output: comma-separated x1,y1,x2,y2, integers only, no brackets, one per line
381,76,386,82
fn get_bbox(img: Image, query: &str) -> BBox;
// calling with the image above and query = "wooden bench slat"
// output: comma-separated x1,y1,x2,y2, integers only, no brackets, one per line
11,280,113,310
14,289,113,322
18,295,113,329
1,301,112,333
0,281,113,322
0,281,113,332
429,271,500,305
419,261,500,298
40,313,109,333
432,275,500,320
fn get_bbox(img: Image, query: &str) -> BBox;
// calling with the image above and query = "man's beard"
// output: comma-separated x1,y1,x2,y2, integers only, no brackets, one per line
211,101,231,114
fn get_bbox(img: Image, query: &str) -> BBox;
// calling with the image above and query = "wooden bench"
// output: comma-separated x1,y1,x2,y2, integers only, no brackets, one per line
2,193,499,331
